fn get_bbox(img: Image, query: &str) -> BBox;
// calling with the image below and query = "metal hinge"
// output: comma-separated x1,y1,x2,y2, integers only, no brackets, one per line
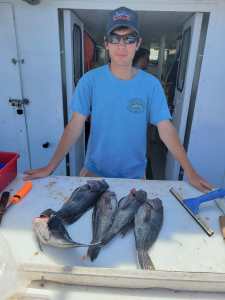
9,98,30,108
11,58,25,65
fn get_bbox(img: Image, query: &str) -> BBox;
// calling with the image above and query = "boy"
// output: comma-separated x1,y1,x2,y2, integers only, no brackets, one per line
24,7,212,192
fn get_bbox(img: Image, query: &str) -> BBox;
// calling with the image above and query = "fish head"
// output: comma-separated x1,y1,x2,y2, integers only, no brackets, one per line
135,189,147,203
39,208,56,218
98,191,118,213
87,179,109,192
32,216,51,244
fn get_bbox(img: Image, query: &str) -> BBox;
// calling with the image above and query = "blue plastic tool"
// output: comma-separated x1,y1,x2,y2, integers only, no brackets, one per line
183,188,225,215
0,162,5,169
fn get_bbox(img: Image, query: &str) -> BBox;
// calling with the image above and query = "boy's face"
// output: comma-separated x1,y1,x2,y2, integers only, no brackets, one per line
105,28,142,67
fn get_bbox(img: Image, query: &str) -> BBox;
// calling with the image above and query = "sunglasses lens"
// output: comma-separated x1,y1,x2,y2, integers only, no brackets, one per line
125,35,138,44
107,34,138,44
109,34,120,44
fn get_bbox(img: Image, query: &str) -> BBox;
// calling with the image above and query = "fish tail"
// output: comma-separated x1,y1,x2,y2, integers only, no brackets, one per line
137,249,155,270
87,245,101,261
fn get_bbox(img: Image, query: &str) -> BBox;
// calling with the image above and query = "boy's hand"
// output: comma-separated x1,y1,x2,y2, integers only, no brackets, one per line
23,166,53,180
187,170,213,192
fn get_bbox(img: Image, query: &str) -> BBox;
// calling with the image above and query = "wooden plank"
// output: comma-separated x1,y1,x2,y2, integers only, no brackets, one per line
19,263,225,293
9,294,49,300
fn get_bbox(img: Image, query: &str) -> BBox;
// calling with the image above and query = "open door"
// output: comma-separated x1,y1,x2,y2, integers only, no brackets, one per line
0,3,30,172
165,13,203,180
63,10,85,176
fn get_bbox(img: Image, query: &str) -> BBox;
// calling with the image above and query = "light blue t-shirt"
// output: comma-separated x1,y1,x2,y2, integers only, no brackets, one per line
71,64,171,179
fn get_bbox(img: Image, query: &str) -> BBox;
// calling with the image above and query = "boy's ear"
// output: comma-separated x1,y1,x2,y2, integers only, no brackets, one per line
104,36,109,49
105,42,109,50
137,37,142,49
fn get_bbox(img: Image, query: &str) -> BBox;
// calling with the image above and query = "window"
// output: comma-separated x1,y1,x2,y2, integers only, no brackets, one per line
149,48,159,64
73,24,83,86
177,27,191,92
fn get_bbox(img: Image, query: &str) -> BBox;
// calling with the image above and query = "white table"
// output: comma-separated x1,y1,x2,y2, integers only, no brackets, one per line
1,174,225,299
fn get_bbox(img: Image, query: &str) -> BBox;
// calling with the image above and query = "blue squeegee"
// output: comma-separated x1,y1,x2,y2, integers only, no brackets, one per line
169,188,222,236
183,188,225,214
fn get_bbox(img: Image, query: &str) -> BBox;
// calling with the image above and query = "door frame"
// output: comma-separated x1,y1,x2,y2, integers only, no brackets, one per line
165,12,206,180
57,4,212,178
59,9,85,176
0,2,30,172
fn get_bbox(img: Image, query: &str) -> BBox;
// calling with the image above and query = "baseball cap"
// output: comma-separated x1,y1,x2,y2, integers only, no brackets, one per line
106,7,140,36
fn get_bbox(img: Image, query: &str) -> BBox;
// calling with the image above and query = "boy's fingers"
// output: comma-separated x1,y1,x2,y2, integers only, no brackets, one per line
24,170,33,175
200,180,214,191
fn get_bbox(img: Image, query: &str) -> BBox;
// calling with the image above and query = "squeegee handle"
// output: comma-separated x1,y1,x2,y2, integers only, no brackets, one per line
192,188,225,205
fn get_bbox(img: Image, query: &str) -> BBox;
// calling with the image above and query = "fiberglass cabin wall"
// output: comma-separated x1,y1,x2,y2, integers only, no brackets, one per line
1,0,225,186
186,1,225,187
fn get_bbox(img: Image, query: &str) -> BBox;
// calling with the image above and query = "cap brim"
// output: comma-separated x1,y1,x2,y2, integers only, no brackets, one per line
106,23,139,36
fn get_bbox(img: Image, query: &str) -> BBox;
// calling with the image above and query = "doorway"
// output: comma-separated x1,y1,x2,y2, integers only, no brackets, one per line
61,8,208,179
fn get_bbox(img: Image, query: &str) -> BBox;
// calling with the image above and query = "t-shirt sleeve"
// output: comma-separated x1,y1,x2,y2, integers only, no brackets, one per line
148,79,172,125
70,74,92,116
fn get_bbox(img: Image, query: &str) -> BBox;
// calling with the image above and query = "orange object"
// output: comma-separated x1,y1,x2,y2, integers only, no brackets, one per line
9,181,32,205
84,31,95,72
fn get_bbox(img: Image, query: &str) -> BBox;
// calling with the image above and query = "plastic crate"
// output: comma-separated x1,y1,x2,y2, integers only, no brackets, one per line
0,152,19,192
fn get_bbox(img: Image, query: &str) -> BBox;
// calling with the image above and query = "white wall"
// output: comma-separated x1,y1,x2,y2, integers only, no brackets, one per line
1,0,225,183
5,0,66,174
187,1,225,186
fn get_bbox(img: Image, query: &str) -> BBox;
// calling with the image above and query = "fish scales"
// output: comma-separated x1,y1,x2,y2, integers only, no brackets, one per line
102,189,147,245
56,179,109,224
87,191,118,261
134,198,163,270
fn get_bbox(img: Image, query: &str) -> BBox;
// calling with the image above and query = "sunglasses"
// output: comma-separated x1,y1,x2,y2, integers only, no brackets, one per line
106,33,139,45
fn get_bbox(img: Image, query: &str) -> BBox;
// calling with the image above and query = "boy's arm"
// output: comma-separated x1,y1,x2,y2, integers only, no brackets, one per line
157,120,213,192
24,112,86,180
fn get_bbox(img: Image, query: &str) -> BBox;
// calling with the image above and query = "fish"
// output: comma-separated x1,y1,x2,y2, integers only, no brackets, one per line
134,198,163,270
56,179,109,224
87,191,118,261
33,209,96,250
101,189,147,245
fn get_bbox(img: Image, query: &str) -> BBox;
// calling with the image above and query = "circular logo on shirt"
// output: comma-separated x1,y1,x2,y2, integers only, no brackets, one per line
127,98,145,113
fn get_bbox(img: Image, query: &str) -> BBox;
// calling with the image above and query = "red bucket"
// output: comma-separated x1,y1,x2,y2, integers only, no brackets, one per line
0,152,19,192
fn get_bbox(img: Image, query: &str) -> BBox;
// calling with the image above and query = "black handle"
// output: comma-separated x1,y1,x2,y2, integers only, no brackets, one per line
42,142,50,148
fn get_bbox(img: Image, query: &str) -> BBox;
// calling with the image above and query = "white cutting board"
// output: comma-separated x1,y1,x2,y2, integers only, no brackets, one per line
1,174,225,272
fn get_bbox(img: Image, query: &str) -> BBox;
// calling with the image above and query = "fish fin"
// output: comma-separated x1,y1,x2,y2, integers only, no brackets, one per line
120,220,134,237
137,250,155,270
143,205,153,223
87,244,101,261
147,198,163,210
118,196,132,209
47,215,74,242
92,205,98,237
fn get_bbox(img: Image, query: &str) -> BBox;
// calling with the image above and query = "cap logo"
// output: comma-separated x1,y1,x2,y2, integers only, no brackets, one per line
113,11,130,21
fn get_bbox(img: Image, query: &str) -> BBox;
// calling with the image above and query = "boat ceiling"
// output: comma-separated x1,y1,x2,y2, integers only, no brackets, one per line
74,9,193,48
